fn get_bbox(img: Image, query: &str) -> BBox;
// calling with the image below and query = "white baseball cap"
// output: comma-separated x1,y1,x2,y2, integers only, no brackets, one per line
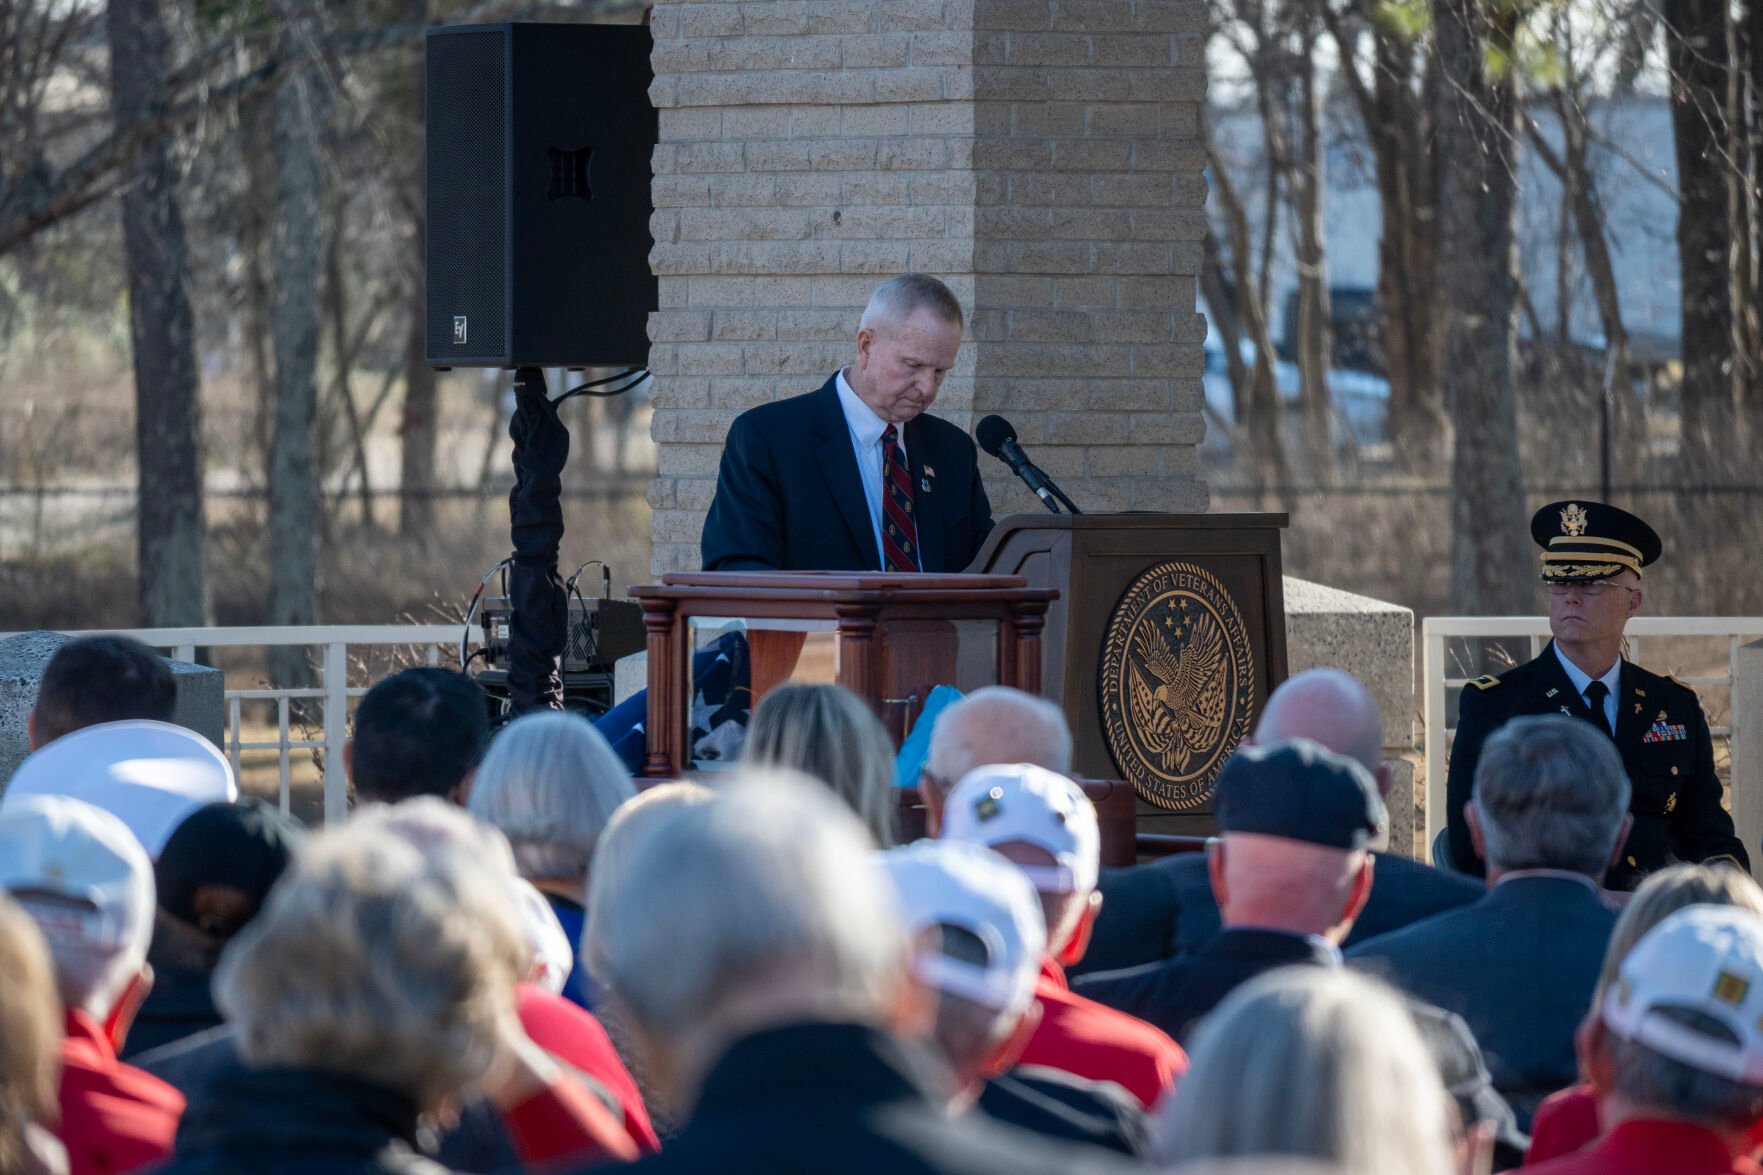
879,839,1046,1016
1603,904,1763,1083
940,764,1099,895
512,877,575,997
0,794,155,958
3,720,237,858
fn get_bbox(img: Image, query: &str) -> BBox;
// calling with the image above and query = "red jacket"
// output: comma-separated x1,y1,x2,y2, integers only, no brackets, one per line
58,1009,184,1175
1015,960,1187,1111
1527,1084,1601,1165
1524,1119,1762,1175
517,984,659,1154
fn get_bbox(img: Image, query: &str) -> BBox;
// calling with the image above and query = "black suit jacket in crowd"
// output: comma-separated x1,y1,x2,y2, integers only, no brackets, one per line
1444,641,1749,890
700,376,994,573
1075,849,1484,977
1071,927,1340,1044
1347,874,1618,1129
600,1022,1132,1175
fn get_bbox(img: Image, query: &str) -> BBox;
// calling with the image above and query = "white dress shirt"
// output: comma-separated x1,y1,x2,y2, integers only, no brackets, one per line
834,368,919,571
1552,642,1621,733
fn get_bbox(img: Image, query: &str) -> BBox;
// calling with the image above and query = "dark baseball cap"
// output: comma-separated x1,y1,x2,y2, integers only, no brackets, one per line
1214,739,1382,851
154,798,304,936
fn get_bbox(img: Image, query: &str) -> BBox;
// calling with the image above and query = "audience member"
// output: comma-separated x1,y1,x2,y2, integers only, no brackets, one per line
581,772,1132,1174
467,710,635,1008
4,721,237,859
344,667,490,806
1152,968,1462,1175
1349,714,1627,1127
0,896,68,1175
159,800,635,1175
1080,670,1482,975
881,838,1150,1156
920,687,1073,837
124,799,303,1060
1527,864,1763,1165
742,682,897,846
1524,906,1763,1174
941,763,1187,1109
1075,741,1378,1043
27,635,175,751
0,796,183,1175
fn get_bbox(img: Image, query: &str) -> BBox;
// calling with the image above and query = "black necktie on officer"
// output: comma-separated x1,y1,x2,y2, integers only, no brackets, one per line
1583,680,1612,735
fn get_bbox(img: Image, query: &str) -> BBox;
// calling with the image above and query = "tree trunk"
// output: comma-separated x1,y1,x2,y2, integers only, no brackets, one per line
268,4,326,688
400,0,437,538
1294,21,1334,476
1666,0,1739,472
106,0,208,628
1433,0,1529,613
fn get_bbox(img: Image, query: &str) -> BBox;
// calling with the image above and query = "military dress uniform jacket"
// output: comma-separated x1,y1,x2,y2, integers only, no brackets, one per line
1444,641,1749,890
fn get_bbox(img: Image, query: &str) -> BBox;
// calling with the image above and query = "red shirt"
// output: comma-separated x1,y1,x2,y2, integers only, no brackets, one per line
1524,1119,1763,1175
58,1009,184,1175
1527,1084,1602,1165
1016,959,1187,1110
517,984,660,1153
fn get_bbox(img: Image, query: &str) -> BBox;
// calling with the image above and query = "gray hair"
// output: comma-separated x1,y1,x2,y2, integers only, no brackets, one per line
1596,864,1763,1006
924,686,1073,794
468,711,635,887
585,772,906,1042
1472,715,1632,875
1606,1008,1763,1129
741,683,896,847
1154,968,1456,1175
214,805,527,1110
858,272,964,332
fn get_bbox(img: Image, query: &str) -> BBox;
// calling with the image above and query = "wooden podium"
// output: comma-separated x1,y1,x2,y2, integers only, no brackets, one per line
631,572,1056,779
967,513,1288,835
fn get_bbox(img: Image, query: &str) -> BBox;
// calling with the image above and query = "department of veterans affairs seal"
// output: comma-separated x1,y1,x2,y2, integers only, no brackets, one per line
1099,561,1257,810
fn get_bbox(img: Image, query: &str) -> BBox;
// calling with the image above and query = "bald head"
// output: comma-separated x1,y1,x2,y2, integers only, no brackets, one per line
921,688,1072,838
1253,670,1386,793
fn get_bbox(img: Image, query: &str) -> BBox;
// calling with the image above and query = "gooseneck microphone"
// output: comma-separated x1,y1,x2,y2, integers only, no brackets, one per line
975,415,1082,515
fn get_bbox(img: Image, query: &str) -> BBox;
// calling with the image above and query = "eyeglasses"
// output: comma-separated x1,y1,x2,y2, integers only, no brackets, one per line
1543,580,1638,598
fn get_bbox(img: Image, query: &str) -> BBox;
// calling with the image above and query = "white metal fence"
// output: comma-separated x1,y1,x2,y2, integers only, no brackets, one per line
4,625,462,823
1421,616,1763,856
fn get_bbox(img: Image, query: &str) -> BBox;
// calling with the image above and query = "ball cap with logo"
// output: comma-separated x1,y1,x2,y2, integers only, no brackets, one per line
1530,499,1663,583
1602,904,1763,1084
941,764,1100,896
879,839,1047,1016
0,793,155,957
1214,738,1383,851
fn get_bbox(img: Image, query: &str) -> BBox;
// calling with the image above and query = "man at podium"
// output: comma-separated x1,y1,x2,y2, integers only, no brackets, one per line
700,273,994,573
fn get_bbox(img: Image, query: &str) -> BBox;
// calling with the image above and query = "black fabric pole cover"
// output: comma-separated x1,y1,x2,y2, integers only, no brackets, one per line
506,367,568,712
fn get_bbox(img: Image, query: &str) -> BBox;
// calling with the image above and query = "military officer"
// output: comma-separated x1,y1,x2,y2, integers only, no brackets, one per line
1444,500,1749,890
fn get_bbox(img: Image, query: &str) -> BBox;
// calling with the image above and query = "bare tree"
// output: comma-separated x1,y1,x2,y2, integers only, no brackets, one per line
106,0,209,627
399,0,437,538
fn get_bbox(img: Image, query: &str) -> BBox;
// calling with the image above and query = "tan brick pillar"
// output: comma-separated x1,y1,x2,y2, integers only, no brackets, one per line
646,0,1208,575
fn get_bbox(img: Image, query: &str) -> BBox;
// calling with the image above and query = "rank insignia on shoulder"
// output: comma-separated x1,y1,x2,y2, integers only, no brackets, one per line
1669,675,1695,691
1467,675,1501,691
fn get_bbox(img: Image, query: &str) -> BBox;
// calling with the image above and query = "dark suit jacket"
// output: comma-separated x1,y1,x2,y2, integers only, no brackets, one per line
1445,641,1749,889
700,376,994,573
1347,875,1618,1129
1071,927,1339,1043
978,1066,1149,1157
1075,849,1484,978
601,1023,1131,1175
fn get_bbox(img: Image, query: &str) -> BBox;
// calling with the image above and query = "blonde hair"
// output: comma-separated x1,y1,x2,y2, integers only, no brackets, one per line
0,897,59,1174
1594,864,1763,1005
1154,968,1455,1175
214,807,527,1109
742,683,896,847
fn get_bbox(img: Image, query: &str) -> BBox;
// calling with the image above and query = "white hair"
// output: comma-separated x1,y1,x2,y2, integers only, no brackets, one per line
1154,968,1456,1175
1473,715,1631,875
585,772,906,1042
857,272,965,333
468,711,635,887
925,687,1073,791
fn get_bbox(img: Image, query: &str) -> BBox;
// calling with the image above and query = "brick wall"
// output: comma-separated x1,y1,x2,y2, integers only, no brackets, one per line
647,0,1208,574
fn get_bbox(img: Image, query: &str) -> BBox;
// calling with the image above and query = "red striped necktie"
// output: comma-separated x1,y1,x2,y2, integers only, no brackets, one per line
880,424,919,572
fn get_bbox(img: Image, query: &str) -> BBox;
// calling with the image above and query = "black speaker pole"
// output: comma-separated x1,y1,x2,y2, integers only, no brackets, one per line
506,366,568,713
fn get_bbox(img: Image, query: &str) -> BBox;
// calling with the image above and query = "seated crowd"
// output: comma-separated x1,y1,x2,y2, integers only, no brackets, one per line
3,635,1763,1174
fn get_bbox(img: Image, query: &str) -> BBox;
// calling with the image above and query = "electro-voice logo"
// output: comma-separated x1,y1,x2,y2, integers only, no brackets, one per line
453,316,468,345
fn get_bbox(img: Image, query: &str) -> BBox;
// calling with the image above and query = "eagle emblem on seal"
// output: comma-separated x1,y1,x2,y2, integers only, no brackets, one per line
1128,612,1228,775
1560,503,1589,537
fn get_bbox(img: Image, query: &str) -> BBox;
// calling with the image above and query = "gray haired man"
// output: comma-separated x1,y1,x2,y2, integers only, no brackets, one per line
1350,714,1630,1128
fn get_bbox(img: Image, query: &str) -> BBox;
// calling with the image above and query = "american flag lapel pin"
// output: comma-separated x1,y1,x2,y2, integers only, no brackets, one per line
921,464,935,493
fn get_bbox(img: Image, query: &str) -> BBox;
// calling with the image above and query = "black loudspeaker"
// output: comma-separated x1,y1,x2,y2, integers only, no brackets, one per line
425,23,657,369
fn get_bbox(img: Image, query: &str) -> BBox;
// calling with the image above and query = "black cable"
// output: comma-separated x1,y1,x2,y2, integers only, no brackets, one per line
460,556,515,671
553,368,651,404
